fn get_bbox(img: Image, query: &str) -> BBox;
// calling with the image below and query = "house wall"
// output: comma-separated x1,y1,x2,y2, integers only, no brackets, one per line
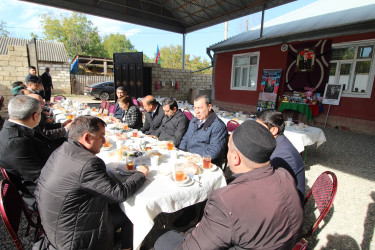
38,62,71,94
213,32,375,135
146,63,212,101
0,45,29,118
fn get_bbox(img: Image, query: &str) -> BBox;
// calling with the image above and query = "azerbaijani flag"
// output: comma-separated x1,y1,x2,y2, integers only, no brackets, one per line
155,45,161,64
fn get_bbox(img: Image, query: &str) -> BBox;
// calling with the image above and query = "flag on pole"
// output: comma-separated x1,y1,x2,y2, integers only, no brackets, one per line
155,45,161,64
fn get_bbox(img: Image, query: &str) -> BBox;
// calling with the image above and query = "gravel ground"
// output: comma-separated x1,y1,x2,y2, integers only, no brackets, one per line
0,95,374,249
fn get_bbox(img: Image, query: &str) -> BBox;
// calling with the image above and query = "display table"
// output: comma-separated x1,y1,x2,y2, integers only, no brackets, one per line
278,102,320,122
283,125,327,153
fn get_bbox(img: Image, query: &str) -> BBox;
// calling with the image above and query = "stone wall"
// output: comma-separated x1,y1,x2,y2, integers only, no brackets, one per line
147,63,212,101
0,45,29,118
38,62,71,94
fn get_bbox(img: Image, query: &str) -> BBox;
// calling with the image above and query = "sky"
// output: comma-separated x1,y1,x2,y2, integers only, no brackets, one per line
0,0,319,61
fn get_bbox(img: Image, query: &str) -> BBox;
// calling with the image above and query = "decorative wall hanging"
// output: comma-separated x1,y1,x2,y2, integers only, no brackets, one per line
154,81,159,90
285,40,332,93
257,69,282,113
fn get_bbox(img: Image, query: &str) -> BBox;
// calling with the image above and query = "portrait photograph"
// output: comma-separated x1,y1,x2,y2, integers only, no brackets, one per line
323,84,344,105
296,48,316,72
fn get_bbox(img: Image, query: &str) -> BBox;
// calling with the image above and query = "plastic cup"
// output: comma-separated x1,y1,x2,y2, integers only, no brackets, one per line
203,155,212,169
150,155,159,167
116,140,123,149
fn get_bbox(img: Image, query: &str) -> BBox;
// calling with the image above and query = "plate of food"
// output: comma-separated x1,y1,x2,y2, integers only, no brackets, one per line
101,142,113,151
183,154,203,164
147,150,163,159
175,162,202,175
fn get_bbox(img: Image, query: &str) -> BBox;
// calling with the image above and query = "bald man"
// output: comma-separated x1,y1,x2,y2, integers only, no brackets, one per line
29,94,72,139
140,95,165,135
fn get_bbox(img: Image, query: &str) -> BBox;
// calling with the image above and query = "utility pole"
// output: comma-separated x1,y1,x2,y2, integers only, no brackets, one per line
224,21,228,40
246,18,249,31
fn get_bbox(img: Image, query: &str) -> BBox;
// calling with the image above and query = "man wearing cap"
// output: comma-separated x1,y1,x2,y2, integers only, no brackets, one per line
257,110,305,201
155,120,303,250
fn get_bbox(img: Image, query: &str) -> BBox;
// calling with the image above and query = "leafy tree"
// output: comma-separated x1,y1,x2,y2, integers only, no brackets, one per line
40,12,105,58
154,44,212,74
102,33,136,58
143,53,153,63
30,32,39,39
0,20,9,37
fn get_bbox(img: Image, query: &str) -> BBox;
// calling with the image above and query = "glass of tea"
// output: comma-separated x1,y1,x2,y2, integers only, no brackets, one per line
123,123,129,130
174,164,186,182
126,157,135,171
167,141,174,150
202,155,212,169
132,129,138,137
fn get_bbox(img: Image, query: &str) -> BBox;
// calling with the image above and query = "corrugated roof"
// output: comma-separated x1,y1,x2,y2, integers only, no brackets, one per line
36,40,69,63
0,37,28,55
209,0,375,53
0,37,69,63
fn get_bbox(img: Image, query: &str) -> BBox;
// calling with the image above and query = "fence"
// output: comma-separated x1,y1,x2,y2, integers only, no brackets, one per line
71,75,113,95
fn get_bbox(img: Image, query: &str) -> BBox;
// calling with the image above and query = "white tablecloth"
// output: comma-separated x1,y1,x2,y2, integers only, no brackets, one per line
283,125,327,153
97,135,227,249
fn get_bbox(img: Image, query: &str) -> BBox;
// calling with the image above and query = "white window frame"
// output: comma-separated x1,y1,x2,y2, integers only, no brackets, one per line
328,39,375,98
230,51,260,91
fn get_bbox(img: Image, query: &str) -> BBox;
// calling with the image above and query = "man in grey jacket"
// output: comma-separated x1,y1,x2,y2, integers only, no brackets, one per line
155,120,303,250
34,116,149,249
150,98,189,147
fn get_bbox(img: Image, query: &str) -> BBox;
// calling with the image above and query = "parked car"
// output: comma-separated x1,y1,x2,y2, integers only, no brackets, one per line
84,81,115,100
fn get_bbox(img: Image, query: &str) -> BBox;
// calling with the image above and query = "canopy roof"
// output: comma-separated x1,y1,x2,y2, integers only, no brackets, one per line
21,0,294,34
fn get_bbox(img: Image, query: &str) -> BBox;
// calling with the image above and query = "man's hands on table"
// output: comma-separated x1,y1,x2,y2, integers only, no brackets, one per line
137,165,149,177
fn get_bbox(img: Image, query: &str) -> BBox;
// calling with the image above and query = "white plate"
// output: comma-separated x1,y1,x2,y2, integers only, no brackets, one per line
101,144,114,151
202,164,218,172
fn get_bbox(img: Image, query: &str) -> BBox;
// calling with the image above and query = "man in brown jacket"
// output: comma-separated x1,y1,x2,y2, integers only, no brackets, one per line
155,120,303,250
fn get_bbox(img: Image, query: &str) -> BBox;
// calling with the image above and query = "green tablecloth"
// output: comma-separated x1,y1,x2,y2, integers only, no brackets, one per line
278,102,312,122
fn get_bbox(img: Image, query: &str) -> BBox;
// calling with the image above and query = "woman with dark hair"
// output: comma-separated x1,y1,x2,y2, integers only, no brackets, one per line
116,95,143,129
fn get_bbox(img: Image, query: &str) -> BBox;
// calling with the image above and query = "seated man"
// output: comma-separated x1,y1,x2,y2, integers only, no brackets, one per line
25,75,40,95
155,121,303,249
151,98,189,147
257,110,305,201
114,86,127,119
179,95,227,165
34,116,149,249
11,81,27,96
140,95,165,135
0,95,63,211
28,94,72,139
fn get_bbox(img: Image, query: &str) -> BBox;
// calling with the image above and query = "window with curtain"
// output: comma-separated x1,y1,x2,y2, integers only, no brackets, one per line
231,52,259,91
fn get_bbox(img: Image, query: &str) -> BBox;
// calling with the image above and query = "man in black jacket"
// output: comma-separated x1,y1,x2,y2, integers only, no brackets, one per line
140,95,165,135
151,98,189,147
0,95,62,211
35,116,149,250
40,67,53,104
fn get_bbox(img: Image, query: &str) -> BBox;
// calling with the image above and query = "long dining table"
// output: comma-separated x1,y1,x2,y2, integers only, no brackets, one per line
97,125,227,250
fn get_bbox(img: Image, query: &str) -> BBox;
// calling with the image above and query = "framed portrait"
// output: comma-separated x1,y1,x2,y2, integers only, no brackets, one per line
322,84,344,105
296,48,316,72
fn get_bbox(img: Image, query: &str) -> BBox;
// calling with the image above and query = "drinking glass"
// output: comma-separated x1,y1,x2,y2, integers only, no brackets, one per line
126,157,135,171
132,129,138,137
202,155,212,169
174,164,187,182
167,141,174,150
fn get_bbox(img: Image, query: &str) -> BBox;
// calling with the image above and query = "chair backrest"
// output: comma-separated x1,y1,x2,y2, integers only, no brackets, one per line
108,104,116,115
0,166,11,182
132,97,139,107
226,120,240,133
137,98,143,108
183,109,194,121
99,100,107,109
53,95,66,102
292,238,308,250
304,171,337,238
0,179,36,249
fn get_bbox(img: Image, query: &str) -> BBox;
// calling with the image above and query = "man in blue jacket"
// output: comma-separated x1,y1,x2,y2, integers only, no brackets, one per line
179,95,228,166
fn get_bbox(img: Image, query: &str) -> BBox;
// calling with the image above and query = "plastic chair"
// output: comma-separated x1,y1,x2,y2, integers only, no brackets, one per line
303,171,337,238
108,104,116,116
53,95,66,102
0,166,10,182
0,179,42,249
99,100,107,109
132,97,139,107
183,109,194,120
226,120,240,133
292,238,308,250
